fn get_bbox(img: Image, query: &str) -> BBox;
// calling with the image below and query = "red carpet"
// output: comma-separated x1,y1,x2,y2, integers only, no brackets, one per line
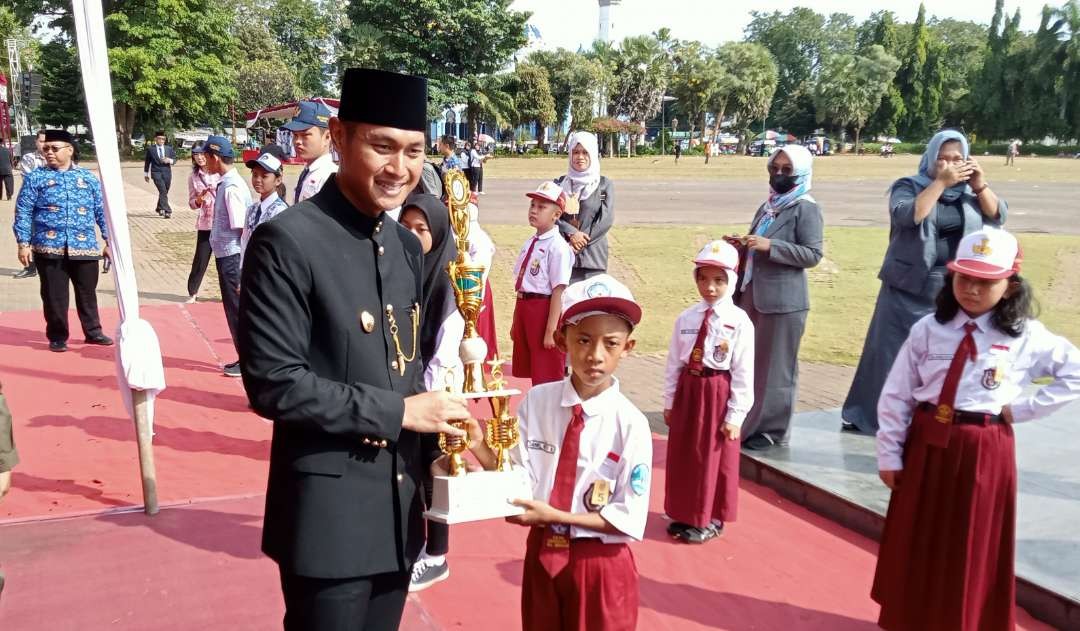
0,305,1053,629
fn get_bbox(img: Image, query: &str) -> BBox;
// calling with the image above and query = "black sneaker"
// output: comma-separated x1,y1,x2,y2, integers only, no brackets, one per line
223,361,242,377
13,267,36,279
84,334,114,346
667,521,692,538
409,557,449,592
742,434,775,451
49,340,68,352
677,524,721,544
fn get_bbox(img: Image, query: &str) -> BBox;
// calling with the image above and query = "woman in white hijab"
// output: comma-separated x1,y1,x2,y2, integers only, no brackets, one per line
555,131,614,282
727,144,824,451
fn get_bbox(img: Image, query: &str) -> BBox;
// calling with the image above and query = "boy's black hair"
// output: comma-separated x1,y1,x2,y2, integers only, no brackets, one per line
935,272,1038,337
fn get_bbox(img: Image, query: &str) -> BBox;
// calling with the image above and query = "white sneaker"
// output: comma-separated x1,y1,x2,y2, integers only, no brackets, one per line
409,556,449,592
185,295,197,304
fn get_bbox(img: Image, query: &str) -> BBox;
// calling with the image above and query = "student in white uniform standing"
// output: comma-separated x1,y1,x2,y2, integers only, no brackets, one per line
872,227,1080,631
662,240,754,544
464,274,651,631
283,100,338,204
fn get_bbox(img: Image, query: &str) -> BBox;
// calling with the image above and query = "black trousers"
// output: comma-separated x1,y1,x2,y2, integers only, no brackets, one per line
151,169,172,214
474,165,483,192
37,255,103,343
0,174,13,199
280,570,410,631
186,230,212,297
423,477,449,556
465,167,478,192
216,253,241,354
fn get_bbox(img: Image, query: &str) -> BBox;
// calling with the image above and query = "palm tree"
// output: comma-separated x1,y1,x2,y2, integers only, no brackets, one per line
1049,0,1080,134
464,73,515,143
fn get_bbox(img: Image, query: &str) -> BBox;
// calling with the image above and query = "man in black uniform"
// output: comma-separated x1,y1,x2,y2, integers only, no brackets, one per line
238,69,470,631
143,130,176,217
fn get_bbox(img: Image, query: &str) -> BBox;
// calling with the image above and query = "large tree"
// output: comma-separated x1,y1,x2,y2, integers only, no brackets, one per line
338,0,529,111
814,45,901,152
859,11,905,137
525,49,605,141
268,0,332,96
928,18,987,130
606,34,673,154
744,8,826,122
463,73,515,142
509,62,556,147
714,42,778,152
670,41,725,141
1046,0,1080,139
35,39,87,130
894,4,944,140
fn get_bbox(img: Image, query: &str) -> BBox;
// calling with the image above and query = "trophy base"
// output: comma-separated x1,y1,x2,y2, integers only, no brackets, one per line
423,468,533,524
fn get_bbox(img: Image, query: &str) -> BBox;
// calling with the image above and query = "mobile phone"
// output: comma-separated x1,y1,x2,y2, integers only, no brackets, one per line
102,257,111,274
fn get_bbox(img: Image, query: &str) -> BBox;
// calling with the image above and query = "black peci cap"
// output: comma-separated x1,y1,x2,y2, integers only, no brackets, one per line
338,68,428,132
43,129,75,145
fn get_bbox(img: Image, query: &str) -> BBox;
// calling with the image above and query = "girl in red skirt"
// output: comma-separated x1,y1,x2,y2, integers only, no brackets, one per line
873,227,1080,631
663,240,755,544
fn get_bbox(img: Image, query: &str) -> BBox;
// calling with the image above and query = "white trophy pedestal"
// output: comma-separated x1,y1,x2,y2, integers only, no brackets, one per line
423,467,533,524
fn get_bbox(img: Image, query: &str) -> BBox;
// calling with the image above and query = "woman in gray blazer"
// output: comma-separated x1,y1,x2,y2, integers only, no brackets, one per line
731,144,824,450
841,130,1006,434
556,131,613,282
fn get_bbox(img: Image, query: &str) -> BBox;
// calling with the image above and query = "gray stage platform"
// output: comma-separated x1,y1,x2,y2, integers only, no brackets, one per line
741,402,1080,630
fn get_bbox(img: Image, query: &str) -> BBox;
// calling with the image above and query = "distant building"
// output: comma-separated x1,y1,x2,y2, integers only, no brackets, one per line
598,0,622,43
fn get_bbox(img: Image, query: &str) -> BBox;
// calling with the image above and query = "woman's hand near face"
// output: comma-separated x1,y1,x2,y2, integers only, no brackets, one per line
966,158,986,190
935,159,973,187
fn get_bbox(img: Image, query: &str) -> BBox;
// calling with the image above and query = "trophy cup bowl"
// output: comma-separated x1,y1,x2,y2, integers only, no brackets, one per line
448,260,488,393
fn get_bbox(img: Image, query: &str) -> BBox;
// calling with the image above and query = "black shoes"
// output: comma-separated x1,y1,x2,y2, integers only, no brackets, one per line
49,340,68,352
223,361,242,377
84,334,114,346
676,523,723,544
13,267,36,279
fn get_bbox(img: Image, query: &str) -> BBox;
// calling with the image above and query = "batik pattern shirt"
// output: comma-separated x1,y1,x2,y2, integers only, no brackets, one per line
14,165,108,259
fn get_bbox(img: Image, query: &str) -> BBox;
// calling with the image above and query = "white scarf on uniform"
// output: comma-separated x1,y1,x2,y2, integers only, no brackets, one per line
560,131,601,201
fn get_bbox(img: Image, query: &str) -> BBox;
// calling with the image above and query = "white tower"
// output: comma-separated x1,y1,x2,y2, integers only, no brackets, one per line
598,0,621,44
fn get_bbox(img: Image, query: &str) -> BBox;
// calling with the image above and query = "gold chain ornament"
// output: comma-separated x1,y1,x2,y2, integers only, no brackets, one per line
385,303,419,376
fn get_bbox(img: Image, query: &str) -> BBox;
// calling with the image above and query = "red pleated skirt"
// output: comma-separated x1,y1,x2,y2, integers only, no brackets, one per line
872,406,1017,631
477,279,499,362
664,369,740,527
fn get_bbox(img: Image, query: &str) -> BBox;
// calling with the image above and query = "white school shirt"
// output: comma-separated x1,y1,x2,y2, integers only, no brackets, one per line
877,311,1080,471
662,299,755,426
296,152,337,203
424,309,466,392
511,226,574,295
511,378,653,543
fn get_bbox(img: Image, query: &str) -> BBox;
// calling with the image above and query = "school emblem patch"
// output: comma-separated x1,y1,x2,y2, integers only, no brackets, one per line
690,348,704,363
713,340,729,363
529,259,541,276
586,281,610,298
981,367,1002,390
630,464,649,495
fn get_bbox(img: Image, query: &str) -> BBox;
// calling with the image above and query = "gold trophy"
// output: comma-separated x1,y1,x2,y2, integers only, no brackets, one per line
444,170,489,394
423,171,532,524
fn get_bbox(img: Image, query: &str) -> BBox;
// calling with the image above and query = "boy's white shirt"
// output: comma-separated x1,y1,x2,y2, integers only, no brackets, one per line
512,225,574,294
511,377,653,543
877,311,1080,471
662,298,755,426
424,309,466,392
296,151,337,203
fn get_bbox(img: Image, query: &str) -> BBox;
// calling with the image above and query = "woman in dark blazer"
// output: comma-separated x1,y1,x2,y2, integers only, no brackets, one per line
555,131,614,282
841,130,1006,434
730,144,824,450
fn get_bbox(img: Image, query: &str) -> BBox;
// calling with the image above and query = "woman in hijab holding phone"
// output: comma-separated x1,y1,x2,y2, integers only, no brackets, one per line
727,144,824,450
555,131,614,282
841,130,1006,435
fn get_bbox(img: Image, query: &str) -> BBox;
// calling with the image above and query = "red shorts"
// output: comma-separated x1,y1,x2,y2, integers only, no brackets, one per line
521,528,638,631
510,295,565,385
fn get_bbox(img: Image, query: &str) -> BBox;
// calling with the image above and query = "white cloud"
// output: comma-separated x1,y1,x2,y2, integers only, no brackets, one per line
509,0,1055,52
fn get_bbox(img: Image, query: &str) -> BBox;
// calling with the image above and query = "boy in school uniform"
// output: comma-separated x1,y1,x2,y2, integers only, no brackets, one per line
663,240,754,544
465,274,652,631
511,181,575,384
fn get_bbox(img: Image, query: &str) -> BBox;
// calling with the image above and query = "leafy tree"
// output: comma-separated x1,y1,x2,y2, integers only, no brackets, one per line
928,18,987,129
606,35,673,154
526,49,605,141
894,4,944,140
822,13,858,59
813,45,901,152
1046,0,1080,139
972,0,1009,140
338,0,529,110
670,41,724,140
36,39,87,129
744,8,826,120
235,58,301,115
463,73,515,142
509,62,556,147
860,11,905,136
715,42,779,152
269,0,332,95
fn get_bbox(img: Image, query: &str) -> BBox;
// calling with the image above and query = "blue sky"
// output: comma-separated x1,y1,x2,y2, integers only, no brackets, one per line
508,0,1055,51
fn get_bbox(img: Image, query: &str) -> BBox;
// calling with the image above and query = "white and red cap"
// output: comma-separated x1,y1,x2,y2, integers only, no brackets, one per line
694,240,740,271
526,180,566,211
947,227,1022,280
560,274,642,329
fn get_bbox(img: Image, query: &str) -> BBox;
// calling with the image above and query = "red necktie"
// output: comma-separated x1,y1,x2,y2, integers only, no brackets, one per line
538,404,585,577
935,321,979,424
514,237,539,291
687,309,711,376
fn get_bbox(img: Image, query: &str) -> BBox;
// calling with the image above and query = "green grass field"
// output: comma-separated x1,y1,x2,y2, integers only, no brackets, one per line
483,225,1080,363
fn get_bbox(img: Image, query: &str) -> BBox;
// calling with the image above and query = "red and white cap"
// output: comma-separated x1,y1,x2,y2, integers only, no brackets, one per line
947,227,1022,280
694,240,740,271
526,180,567,211
560,274,642,329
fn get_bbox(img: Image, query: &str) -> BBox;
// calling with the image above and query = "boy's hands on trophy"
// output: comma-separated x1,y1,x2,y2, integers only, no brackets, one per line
464,417,485,444
506,498,561,526
402,391,469,436
431,453,482,477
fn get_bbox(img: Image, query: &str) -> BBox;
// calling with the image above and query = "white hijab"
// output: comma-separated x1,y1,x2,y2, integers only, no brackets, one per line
560,131,601,201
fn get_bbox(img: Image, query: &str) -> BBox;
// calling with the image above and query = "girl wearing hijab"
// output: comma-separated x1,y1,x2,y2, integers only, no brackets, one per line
841,130,1006,434
398,193,461,592
555,131,614,282
727,144,824,450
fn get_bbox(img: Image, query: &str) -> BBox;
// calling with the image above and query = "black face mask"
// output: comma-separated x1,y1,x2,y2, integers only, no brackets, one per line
770,173,798,194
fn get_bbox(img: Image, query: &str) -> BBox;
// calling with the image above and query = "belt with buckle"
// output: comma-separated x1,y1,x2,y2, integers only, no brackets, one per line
517,292,549,300
918,402,1003,426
